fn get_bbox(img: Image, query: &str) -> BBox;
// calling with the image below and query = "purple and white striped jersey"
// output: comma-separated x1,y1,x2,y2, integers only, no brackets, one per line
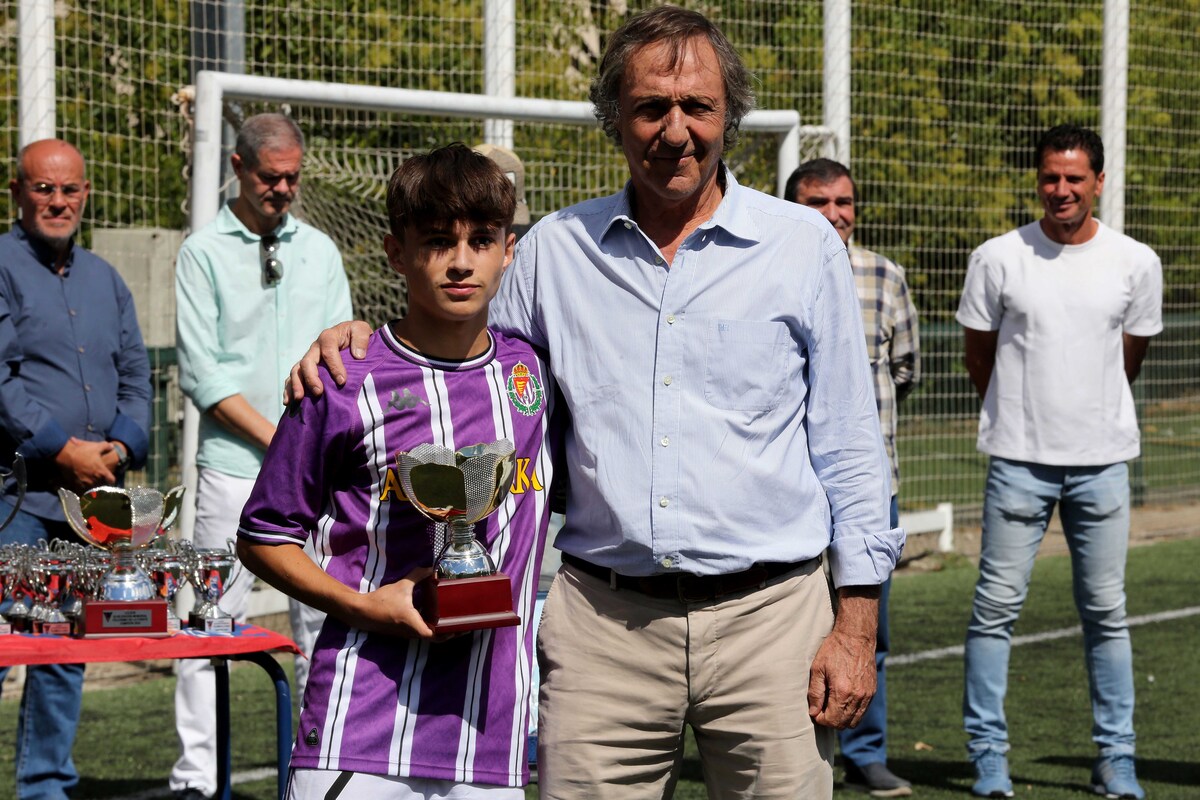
239,325,556,786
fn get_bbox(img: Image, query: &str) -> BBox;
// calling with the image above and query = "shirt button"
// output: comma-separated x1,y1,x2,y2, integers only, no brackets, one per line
660,437,670,447
77,346,85,353
624,222,632,229
659,496,669,508
655,256,663,265
666,314,676,324
86,424,94,432
69,309,77,316
663,375,673,386
662,557,674,569
84,385,91,392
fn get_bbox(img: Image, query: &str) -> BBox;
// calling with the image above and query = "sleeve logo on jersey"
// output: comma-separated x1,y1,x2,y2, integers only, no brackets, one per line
379,456,543,500
506,361,544,416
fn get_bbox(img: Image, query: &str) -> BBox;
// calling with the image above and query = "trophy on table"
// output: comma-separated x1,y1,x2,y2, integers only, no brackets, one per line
0,455,27,634
144,543,187,633
395,440,520,634
27,544,75,635
182,539,240,634
58,485,186,637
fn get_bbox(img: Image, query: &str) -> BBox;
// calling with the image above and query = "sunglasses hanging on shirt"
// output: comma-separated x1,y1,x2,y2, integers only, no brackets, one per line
261,235,283,287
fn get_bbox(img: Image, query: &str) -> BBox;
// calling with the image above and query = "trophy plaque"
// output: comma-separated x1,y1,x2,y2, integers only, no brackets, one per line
396,441,520,634
58,485,185,637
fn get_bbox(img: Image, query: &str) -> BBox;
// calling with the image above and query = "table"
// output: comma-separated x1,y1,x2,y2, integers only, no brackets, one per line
0,623,299,800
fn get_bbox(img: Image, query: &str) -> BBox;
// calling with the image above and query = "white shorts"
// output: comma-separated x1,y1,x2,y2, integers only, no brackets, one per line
286,769,525,800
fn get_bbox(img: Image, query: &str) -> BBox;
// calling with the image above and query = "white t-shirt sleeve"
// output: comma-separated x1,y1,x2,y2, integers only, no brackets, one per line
956,246,1003,331
1123,248,1164,336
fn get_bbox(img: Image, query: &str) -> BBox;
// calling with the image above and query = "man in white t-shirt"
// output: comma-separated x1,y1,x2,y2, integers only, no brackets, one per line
956,124,1161,800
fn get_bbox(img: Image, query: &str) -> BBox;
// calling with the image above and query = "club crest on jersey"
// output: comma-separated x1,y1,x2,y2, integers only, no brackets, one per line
506,361,544,416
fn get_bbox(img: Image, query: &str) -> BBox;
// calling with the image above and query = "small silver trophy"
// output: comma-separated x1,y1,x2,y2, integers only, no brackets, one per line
146,545,187,632
0,546,33,633
182,539,239,634
395,440,520,633
28,547,73,635
58,485,186,636
0,454,26,634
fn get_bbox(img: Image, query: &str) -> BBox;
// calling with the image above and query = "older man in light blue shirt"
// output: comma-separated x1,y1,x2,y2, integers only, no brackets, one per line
290,8,899,797
491,169,898,586
171,113,352,800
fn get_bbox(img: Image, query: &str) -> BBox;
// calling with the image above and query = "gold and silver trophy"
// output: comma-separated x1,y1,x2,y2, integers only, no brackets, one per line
395,440,520,634
57,485,186,637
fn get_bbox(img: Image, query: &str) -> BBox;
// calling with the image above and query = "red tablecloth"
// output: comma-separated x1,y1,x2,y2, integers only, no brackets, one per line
0,623,299,667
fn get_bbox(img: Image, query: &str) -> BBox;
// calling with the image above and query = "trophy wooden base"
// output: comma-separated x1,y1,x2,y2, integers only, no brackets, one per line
427,573,521,635
77,599,171,638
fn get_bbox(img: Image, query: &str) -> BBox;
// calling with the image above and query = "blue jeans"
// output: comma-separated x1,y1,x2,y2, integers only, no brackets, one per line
963,458,1135,758
0,501,84,800
838,495,896,768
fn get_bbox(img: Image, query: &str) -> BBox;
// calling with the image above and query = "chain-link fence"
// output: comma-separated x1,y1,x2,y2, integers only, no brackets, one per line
2,0,1197,526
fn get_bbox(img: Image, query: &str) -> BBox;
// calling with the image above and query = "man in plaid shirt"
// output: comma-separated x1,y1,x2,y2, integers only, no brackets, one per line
788,158,921,798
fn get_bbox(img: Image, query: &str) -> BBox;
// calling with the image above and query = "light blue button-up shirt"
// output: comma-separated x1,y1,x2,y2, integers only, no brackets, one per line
176,203,353,478
490,170,902,587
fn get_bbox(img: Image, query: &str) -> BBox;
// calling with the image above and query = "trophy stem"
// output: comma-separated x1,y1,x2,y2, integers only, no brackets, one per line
103,545,156,602
450,520,477,547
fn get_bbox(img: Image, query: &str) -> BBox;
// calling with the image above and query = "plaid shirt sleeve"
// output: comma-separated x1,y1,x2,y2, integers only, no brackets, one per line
849,245,921,494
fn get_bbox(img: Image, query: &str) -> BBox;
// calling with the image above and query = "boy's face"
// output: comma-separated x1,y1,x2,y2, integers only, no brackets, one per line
385,219,515,327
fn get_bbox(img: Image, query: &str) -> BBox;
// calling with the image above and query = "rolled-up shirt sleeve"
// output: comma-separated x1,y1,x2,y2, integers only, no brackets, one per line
175,243,241,411
806,242,905,587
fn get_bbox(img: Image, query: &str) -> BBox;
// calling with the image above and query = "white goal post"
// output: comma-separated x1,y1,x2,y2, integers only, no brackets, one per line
178,69,832,539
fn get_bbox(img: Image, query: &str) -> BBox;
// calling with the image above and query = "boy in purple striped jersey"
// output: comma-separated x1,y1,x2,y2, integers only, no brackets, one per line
236,143,555,799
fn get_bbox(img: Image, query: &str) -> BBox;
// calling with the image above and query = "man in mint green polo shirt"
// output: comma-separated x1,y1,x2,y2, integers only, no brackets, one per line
171,112,353,800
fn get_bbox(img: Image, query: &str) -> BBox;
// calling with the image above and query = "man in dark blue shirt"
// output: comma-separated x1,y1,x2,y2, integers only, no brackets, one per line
0,139,151,800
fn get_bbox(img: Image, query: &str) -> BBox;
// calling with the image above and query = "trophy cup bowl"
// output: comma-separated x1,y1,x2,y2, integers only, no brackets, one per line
57,485,186,637
184,541,239,634
395,440,520,634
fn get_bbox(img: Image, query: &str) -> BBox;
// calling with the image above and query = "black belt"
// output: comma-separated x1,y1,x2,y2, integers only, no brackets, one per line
562,552,821,604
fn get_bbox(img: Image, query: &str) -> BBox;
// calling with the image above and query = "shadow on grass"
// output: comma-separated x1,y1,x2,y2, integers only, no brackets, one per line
74,777,162,797
1038,754,1200,791
859,757,975,792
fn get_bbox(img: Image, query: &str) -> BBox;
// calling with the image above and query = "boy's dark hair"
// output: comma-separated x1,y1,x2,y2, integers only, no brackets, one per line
1036,124,1105,174
784,158,857,203
386,143,516,239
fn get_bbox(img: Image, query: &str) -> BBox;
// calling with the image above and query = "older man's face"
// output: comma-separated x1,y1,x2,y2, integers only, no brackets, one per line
232,145,303,229
617,36,726,210
794,176,856,246
11,141,90,252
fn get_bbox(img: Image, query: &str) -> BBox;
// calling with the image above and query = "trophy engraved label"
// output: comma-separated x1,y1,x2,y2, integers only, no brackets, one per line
58,485,185,637
184,540,239,634
396,440,520,634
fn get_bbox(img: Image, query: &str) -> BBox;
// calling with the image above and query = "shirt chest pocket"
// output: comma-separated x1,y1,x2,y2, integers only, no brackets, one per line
703,319,789,411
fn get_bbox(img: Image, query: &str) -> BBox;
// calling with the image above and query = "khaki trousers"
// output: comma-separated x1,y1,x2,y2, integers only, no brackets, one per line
536,558,835,799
